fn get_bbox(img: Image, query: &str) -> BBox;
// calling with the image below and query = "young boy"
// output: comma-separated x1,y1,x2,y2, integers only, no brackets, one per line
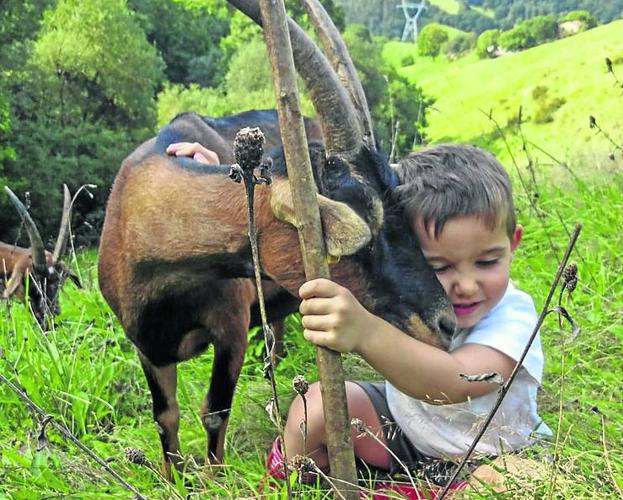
266,143,551,490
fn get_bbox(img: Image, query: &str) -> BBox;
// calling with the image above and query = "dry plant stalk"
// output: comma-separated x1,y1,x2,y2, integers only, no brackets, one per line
228,126,292,494
258,0,358,497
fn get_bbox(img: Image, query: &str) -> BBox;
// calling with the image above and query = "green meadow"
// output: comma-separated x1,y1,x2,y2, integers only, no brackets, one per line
1,21,622,500
384,20,623,175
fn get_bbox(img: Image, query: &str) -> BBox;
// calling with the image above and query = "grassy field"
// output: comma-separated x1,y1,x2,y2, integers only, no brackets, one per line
427,0,461,15
384,21,623,173
1,151,622,498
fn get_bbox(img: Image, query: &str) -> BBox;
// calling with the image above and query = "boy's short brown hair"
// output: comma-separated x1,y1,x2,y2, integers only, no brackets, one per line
393,144,517,239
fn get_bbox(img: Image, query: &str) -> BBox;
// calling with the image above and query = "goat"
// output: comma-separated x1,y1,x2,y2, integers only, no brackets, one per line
98,0,456,475
1,186,81,329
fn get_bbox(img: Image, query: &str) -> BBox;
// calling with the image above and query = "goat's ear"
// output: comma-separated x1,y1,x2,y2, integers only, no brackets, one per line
270,187,371,257
68,271,83,289
60,264,82,289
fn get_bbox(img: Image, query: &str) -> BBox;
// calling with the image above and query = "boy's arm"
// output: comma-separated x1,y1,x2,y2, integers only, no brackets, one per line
299,278,516,404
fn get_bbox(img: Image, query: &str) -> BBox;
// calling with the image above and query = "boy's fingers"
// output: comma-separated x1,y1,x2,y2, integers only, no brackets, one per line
193,152,209,164
303,329,330,348
165,142,220,163
299,278,340,299
301,313,334,332
299,297,334,316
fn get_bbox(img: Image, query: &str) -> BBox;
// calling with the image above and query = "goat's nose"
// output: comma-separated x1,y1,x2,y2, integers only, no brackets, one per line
436,308,457,348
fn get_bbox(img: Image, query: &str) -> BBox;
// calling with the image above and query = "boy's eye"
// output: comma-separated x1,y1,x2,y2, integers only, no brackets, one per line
431,264,450,273
477,259,499,267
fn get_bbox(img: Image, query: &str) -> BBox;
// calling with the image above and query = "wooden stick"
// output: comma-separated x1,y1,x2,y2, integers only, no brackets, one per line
258,0,358,497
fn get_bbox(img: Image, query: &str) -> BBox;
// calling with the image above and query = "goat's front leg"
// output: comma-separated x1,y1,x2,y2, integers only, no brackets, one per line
200,332,248,465
138,352,181,478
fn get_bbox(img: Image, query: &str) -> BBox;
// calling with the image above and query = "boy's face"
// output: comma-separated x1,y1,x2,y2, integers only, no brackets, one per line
414,215,523,329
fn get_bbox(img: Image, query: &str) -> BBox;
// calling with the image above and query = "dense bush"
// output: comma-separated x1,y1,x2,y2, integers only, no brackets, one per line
417,23,449,59
494,15,558,52
560,10,597,30
444,32,477,58
0,118,143,247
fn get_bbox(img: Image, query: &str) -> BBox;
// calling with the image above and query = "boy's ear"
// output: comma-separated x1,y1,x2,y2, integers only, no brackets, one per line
511,224,523,252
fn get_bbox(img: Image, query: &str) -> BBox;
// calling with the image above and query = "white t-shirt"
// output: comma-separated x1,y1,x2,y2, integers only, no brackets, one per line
386,282,551,460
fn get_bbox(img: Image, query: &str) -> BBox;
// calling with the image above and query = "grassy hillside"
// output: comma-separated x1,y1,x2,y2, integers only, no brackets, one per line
384,21,623,177
427,0,461,15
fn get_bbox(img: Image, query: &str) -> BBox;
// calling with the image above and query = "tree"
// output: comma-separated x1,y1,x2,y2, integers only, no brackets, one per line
0,0,56,68
476,29,500,58
560,10,597,30
128,0,230,87
444,32,477,59
523,15,558,44
33,0,165,128
417,24,449,59
498,23,533,51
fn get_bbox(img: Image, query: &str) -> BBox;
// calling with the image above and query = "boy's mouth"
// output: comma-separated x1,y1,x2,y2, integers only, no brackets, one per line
453,302,480,316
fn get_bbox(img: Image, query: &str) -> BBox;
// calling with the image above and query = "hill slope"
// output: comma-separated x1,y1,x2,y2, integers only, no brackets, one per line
384,21,623,175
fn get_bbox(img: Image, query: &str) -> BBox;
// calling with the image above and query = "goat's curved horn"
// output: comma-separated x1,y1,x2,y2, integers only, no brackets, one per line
226,0,363,157
52,184,71,262
4,186,47,273
302,0,375,150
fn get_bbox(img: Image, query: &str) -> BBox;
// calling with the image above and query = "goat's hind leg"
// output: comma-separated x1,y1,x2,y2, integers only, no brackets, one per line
138,352,182,479
200,332,248,466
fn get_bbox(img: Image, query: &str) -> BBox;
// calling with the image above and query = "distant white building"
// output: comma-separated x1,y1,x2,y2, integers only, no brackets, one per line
558,20,583,37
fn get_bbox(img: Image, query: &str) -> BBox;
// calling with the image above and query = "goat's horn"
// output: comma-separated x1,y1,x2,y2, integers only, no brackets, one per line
4,186,47,273
302,0,375,151
52,184,71,262
226,0,363,157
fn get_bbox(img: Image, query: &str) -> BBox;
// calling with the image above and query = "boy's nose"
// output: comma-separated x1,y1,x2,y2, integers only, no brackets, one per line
454,275,478,297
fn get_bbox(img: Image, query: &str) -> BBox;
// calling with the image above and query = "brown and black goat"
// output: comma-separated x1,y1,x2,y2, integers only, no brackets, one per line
98,0,456,475
1,186,81,329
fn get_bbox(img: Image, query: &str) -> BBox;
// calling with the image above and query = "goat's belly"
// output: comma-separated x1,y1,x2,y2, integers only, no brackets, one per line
177,328,213,361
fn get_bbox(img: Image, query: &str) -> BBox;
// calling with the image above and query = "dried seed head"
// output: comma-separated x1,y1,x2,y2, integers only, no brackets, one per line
351,417,367,434
289,454,315,474
124,447,147,466
233,127,265,172
589,115,597,129
563,261,578,293
293,375,309,396
605,57,613,73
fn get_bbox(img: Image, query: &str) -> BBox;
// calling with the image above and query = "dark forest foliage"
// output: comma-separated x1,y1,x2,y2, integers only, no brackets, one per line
0,0,426,247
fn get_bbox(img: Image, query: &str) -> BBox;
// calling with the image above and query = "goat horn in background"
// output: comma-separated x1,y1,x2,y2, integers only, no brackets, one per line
4,186,47,273
52,184,72,262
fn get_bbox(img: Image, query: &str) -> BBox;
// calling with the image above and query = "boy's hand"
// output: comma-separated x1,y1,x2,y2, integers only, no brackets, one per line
298,278,376,353
166,142,220,164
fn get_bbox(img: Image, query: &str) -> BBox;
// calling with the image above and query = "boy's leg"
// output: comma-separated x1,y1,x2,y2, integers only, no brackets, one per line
283,381,392,471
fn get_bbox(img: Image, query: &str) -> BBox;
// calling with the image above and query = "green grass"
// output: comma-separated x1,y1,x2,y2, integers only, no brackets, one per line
427,0,461,15
384,20,623,170
1,160,622,498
